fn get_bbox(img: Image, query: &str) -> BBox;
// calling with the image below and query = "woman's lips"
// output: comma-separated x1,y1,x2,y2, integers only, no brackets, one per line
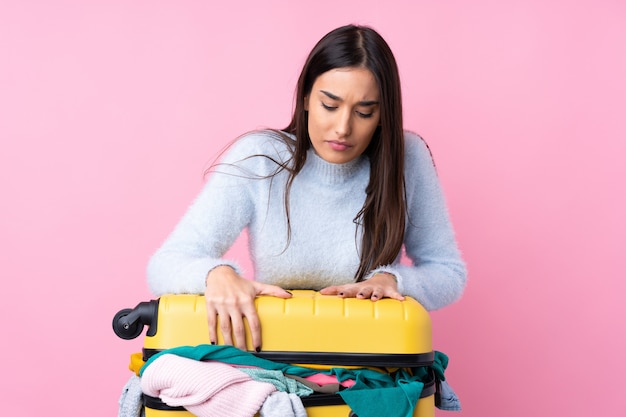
327,140,351,151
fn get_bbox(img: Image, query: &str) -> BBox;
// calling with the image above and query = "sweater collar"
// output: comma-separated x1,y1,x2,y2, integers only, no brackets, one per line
303,147,369,185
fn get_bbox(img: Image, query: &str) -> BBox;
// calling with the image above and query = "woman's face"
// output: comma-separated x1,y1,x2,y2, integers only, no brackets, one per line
305,67,381,164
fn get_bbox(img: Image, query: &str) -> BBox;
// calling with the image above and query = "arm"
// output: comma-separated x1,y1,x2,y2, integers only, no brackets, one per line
320,134,466,308
393,133,467,310
146,133,292,350
145,156,252,296
147,132,293,295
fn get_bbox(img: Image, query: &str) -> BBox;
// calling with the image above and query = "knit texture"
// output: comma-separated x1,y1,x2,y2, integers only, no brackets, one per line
140,344,438,417
140,354,276,417
260,392,307,417
236,367,314,396
147,130,466,310
118,374,144,417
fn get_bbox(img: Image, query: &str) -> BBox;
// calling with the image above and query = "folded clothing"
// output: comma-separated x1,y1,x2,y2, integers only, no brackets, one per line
305,373,355,388
140,345,429,417
260,392,307,417
236,367,314,396
118,374,144,417
141,354,276,417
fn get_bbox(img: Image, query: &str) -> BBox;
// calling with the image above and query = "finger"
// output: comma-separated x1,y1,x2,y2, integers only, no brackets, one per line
370,289,383,301
386,289,406,301
321,284,354,297
356,287,373,299
337,286,361,298
319,286,340,295
229,314,247,351
218,313,234,346
255,283,293,298
205,304,218,345
371,286,405,301
244,309,262,352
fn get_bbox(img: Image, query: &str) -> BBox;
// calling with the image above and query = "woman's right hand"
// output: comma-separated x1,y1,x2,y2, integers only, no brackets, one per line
204,265,292,352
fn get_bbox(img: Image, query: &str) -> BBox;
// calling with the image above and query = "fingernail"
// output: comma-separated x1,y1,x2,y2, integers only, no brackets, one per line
339,292,344,296
255,346,261,353
210,341,216,345
285,291,292,295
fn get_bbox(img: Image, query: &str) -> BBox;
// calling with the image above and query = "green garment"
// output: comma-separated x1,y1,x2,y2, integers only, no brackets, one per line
333,367,425,417
139,344,317,377
431,350,449,381
140,344,444,417
238,367,314,396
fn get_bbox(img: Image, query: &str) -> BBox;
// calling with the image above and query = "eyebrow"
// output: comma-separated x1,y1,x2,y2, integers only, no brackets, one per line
320,90,379,106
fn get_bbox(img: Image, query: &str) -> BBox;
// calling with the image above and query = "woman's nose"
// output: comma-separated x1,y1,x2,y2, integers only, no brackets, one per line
335,110,352,138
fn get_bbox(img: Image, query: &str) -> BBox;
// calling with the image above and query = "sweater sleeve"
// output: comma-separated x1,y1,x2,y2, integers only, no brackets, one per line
146,133,277,295
391,132,467,310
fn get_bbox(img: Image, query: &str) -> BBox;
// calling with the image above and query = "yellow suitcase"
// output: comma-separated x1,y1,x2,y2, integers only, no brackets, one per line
113,290,436,417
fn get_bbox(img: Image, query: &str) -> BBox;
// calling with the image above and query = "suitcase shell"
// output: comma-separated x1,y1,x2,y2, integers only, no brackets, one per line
114,290,436,417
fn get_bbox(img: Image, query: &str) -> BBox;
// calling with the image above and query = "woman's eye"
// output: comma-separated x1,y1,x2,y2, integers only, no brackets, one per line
321,102,373,118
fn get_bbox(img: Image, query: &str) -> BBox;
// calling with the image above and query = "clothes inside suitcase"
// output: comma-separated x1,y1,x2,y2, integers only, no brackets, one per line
113,290,438,417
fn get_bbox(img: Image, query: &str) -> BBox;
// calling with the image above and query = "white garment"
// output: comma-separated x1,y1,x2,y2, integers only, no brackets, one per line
118,375,144,417
260,392,307,417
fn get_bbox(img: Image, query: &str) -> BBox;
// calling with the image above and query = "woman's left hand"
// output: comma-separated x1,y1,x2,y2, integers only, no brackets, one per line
320,273,405,301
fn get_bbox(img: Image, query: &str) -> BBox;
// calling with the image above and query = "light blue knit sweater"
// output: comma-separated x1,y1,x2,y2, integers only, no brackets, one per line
147,130,466,310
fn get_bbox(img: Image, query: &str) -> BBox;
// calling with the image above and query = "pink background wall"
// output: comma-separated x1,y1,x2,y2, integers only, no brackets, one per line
1,1,624,416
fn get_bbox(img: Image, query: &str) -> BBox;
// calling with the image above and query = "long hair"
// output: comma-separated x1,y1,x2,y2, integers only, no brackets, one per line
281,24,406,282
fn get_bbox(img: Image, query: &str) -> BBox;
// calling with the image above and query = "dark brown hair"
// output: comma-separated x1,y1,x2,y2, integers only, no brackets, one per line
281,24,406,281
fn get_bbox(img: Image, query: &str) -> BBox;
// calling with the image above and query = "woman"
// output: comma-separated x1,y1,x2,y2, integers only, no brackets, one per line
147,24,467,352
